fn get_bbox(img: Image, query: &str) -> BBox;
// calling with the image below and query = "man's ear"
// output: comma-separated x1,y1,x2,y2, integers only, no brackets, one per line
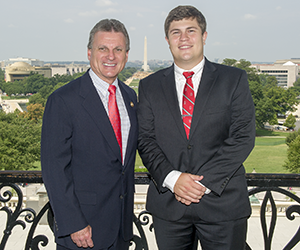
87,49,91,61
203,31,208,45
165,36,170,46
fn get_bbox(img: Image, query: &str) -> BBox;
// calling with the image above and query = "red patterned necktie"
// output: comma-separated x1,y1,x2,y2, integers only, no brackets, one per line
182,71,195,139
108,85,122,160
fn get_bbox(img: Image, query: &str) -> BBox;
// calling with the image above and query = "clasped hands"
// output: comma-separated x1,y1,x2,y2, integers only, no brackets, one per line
174,173,206,205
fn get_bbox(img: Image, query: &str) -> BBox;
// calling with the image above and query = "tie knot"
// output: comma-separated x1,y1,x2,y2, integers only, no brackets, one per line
183,71,194,80
108,84,117,95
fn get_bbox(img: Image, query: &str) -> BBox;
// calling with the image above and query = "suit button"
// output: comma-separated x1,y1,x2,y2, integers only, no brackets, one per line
187,145,192,149
120,195,124,199
122,171,125,175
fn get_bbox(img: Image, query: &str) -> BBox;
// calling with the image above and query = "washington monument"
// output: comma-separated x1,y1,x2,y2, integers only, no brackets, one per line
142,36,150,72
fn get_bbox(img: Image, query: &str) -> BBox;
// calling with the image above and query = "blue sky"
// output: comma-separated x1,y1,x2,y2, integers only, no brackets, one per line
1,0,298,63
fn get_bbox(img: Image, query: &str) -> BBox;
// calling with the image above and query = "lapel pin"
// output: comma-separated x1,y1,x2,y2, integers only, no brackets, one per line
130,102,134,107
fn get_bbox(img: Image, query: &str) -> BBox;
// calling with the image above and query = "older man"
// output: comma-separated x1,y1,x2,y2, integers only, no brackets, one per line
42,19,138,250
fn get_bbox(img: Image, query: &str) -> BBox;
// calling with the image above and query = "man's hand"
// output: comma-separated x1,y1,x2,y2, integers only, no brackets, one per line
174,173,206,205
70,225,94,248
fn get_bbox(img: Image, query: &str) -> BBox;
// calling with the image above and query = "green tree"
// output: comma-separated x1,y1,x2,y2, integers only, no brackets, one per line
284,114,296,129
20,103,44,121
284,135,300,173
29,93,46,106
264,85,298,116
0,110,41,170
235,59,259,82
222,58,299,128
118,67,137,82
286,130,300,146
0,68,5,81
222,58,237,66
290,78,300,96
23,72,50,94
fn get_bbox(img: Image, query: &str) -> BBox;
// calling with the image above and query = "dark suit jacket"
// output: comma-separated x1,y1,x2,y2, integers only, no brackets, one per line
137,59,255,223
41,70,138,249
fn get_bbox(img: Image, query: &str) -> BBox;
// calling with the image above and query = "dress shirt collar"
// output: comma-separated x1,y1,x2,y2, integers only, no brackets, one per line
174,57,205,77
89,69,119,97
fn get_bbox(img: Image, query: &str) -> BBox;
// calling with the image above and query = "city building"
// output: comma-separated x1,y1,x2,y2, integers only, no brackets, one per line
252,59,300,88
2,57,44,67
4,62,51,82
46,63,89,77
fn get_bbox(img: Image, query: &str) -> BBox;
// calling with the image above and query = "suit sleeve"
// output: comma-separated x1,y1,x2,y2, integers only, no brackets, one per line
198,70,256,196
137,79,174,191
41,93,88,237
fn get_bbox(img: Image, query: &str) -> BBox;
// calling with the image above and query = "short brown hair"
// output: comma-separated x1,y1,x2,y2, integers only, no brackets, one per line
164,5,207,38
87,19,130,51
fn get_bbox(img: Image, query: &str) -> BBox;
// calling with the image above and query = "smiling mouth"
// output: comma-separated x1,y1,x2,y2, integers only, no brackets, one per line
179,45,192,49
103,63,116,67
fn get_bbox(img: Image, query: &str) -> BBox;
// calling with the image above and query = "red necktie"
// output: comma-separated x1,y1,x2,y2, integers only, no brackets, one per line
182,71,195,139
108,85,122,160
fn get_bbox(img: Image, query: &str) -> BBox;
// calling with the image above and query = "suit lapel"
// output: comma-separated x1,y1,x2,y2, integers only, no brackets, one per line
189,59,218,140
161,65,187,141
79,72,122,162
118,80,137,167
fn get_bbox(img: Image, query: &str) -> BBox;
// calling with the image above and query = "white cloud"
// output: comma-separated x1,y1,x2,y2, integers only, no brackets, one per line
244,14,257,20
129,27,136,31
95,0,116,7
8,24,16,28
137,13,143,18
104,8,120,14
213,42,222,46
64,18,74,24
276,6,282,11
149,24,154,28
79,10,99,17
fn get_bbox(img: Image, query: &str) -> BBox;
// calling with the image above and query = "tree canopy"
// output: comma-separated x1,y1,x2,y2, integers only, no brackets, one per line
284,130,300,173
0,110,41,170
222,58,299,128
0,68,138,170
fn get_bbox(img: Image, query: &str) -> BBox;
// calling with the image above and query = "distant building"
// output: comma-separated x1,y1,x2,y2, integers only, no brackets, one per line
274,58,300,66
5,62,51,82
2,57,44,67
47,63,89,77
252,60,299,88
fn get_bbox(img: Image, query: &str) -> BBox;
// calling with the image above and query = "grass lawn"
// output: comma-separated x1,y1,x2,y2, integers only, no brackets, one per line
129,79,139,95
244,137,289,173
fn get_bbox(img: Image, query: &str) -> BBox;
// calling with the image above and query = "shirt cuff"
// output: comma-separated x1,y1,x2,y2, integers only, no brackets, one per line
163,171,211,194
162,170,182,193
195,181,211,194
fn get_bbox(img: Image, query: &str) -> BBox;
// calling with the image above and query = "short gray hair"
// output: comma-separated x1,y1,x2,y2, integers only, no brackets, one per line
87,19,130,51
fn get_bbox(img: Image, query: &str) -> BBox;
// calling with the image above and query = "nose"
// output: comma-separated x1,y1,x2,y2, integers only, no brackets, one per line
107,50,115,60
180,32,189,41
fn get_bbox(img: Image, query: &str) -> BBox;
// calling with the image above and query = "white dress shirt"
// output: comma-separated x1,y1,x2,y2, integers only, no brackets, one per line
163,58,210,194
89,69,130,163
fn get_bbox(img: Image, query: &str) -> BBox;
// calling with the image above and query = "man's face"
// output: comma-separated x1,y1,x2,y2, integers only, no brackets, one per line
88,31,128,84
166,18,207,70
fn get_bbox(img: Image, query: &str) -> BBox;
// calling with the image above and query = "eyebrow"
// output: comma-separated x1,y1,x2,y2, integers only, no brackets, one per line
169,26,199,33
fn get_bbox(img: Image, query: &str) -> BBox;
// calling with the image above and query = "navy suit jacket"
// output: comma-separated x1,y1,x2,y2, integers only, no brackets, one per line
41,70,138,249
137,59,256,223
